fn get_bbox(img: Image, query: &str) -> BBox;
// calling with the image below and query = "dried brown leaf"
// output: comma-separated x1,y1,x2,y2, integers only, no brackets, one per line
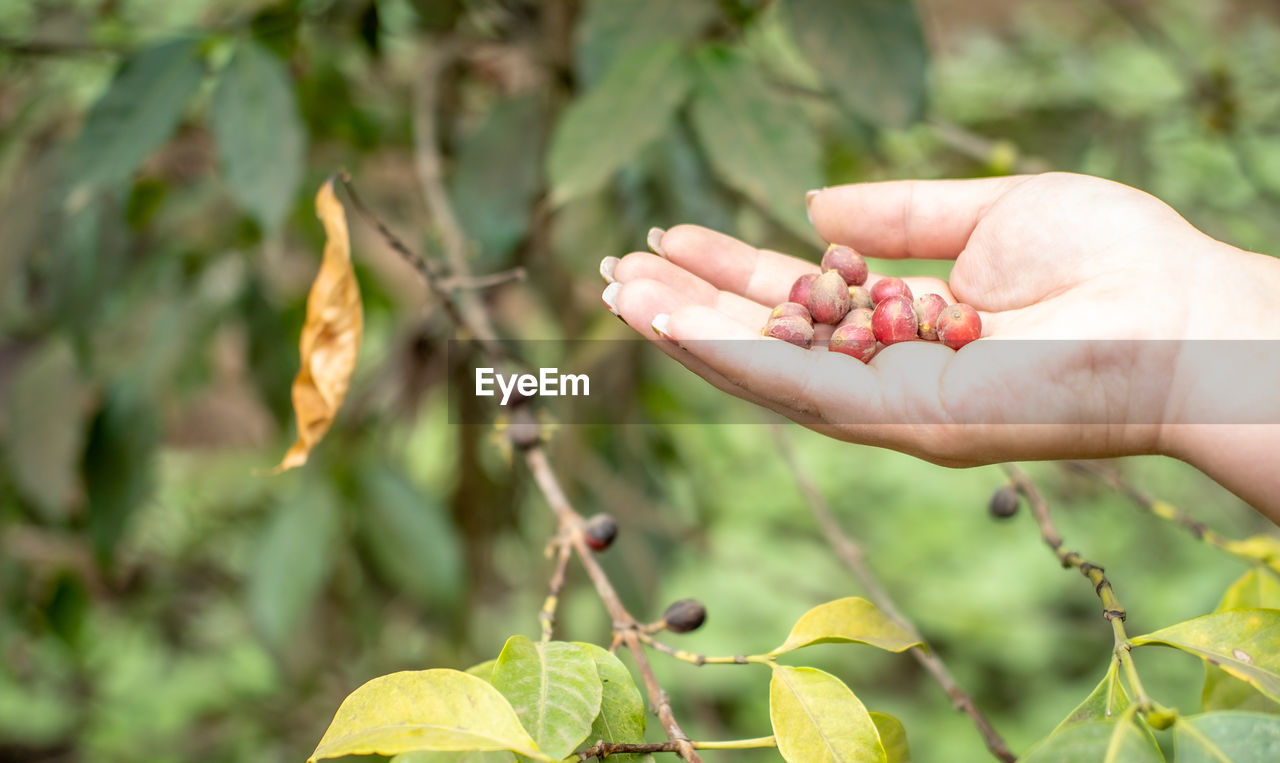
274,178,363,472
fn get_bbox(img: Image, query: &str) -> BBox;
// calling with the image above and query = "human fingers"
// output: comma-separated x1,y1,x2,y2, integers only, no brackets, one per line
806,176,1029,261
640,228,957,307
606,277,824,425
611,252,773,327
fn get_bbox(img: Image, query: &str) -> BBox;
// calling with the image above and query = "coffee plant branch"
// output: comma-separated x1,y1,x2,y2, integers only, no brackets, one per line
1065,460,1280,568
339,166,704,759
1002,462,1174,718
774,425,1017,763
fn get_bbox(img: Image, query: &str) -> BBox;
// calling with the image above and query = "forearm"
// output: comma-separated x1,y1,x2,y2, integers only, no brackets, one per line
1161,243,1280,523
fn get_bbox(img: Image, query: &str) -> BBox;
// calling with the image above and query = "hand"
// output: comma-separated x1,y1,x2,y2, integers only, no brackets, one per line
601,172,1276,469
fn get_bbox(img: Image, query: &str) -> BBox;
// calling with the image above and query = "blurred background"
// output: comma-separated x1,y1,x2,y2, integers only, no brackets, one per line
1,0,1278,761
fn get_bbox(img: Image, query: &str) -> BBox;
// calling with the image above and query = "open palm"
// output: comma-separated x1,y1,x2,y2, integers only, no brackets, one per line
605,173,1233,466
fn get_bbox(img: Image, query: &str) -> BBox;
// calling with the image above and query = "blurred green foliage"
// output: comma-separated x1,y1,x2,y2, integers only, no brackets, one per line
1,0,1279,761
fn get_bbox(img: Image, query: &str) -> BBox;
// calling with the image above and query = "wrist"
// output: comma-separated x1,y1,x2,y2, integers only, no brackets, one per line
1158,240,1280,464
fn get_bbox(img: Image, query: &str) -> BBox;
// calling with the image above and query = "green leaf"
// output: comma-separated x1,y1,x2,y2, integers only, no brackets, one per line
869,712,910,763
71,39,205,190
547,42,691,206
449,95,546,267
211,40,306,231
467,660,497,683
4,338,86,521
769,665,886,762
248,481,340,649
358,465,463,611
83,382,158,561
1204,569,1280,713
1174,711,1280,762
781,0,928,127
490,636,603,760
769,597,921,656
1020,711,1164,763
309,669,551,761
576,643,649,763
1133,609,1280,704
1055,664,1131,732
573,0,717,87
688,46,823,241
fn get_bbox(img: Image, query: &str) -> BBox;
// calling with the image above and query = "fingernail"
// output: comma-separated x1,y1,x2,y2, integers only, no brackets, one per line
647,227,667,257
602,282,621,315
805,190,820,226
651,313,673,341
599,256,620,284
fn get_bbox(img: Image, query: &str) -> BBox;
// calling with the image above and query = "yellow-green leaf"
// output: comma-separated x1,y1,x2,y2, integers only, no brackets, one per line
467,659,497,683
1221,536,1280,574
1133,609,1280,704
770,597,921,656
489,636,602,761
309,669,551,761
1204,569,1280,712
393,752,515,763
869,712,910,763
769,665,886,763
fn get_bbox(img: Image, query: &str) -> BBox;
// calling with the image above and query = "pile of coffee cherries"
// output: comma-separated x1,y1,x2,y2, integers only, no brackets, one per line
761,245,982,362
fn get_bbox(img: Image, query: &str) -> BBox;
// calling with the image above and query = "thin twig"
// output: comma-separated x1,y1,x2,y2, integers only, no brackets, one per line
346,172,702,759
540,539,572,642
928,119,1052,174
1065,460,1280,571
411,39,503,343
1000,463,1175,715
773,426,1016,763
524,448,701,762
577,736,776,760
0,37,124,56
636,632,766,667
438,267,527,291
1000,464,1127,622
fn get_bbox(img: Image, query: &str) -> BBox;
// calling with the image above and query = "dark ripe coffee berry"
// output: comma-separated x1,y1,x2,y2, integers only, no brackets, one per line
808,270,853,325
583,513,619,551
936,303,982,350
763,315,814,348
788,273,820,306
871,295,918,345
988,485,1020,519
848,286,874,310
663,599,707,633
913,294,948,341
770,301,812,322
821,244,869,286
870,277,913,305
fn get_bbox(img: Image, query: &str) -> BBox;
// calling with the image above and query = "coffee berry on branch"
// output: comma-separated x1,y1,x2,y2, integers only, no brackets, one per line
761,244,983,360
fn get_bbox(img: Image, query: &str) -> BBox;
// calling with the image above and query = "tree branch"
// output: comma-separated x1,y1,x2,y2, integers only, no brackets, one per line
1063,460,1278,566
772,426,1016,763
